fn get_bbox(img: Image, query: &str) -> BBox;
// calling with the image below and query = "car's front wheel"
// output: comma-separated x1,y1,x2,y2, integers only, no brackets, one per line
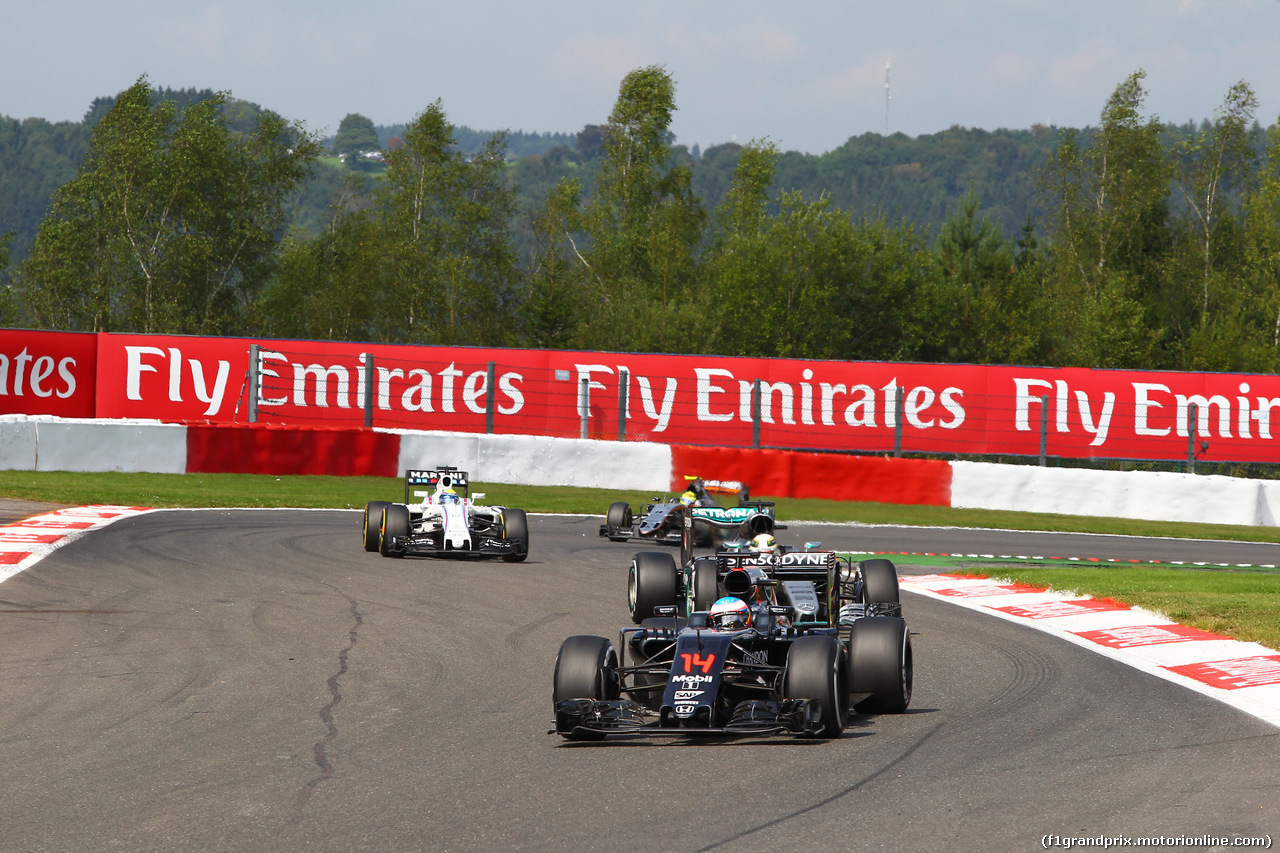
784,634,849,738
363,501,390,552
501,508,529,562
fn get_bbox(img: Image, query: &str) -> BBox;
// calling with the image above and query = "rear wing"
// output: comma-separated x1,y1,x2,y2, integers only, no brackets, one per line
404,467,469,502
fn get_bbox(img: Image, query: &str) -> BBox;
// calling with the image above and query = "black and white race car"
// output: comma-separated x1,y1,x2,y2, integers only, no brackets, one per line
551,581,911,741
599,477,782,547
362,467,528,562
551,506,911,740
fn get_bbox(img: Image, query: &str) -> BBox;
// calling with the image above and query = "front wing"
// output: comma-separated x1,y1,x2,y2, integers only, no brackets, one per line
383,532,525,559
552,697,821,739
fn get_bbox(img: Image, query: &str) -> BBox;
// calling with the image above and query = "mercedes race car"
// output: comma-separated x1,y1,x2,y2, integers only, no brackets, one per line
599,477,782,548
362,467,528,562
550,550,911,737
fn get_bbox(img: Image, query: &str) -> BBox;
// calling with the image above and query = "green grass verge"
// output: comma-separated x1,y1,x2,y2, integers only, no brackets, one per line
844,552,1280,652
2,470,1277,650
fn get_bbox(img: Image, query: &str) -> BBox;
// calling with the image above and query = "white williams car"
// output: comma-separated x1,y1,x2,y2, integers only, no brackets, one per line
363,467,529,562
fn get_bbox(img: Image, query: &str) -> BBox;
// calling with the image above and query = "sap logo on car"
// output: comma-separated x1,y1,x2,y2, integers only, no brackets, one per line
674,703,698,717
673,690,703,701
670,673,712,687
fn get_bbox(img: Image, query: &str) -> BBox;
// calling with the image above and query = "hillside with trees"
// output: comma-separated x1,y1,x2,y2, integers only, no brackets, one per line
4,68,1280,378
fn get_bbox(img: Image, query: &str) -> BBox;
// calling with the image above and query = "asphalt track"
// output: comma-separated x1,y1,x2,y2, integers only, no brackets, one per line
0,510,1275,852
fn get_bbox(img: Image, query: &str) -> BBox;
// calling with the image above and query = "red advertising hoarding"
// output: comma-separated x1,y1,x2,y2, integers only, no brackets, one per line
0,329,97,417
10,328,1280,464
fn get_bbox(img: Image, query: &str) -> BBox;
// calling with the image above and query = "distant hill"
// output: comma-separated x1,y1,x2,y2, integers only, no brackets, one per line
1,88,1237,268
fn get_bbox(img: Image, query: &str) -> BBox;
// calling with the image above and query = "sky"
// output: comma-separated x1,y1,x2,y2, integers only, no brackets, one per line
4,0,1279,155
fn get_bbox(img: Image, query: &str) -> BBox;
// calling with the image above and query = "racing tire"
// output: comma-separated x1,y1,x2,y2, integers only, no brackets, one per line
860,558,901,605
553,635,619,741
379,504,411,558
628,551,679,623
848,616,912,714
606,502,632,541
501,508,529,562
363,501,390,552
690,560,719,613
784,634,849,738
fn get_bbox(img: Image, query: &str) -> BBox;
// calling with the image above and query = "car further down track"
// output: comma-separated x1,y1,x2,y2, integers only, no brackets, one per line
362,467,528,562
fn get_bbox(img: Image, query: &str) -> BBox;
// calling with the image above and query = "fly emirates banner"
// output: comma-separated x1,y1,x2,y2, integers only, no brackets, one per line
5,329,1280,463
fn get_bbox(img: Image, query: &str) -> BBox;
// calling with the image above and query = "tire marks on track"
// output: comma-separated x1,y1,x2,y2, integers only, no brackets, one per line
293,587,363,814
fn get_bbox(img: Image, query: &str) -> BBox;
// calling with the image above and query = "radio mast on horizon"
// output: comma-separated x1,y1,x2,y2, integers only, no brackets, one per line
884,59,891,136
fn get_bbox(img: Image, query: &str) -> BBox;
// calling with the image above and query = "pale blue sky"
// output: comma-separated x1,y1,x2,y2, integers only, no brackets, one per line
4,0,1278,153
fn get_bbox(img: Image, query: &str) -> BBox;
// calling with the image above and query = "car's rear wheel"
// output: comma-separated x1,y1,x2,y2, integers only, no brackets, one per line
379,504,411,558
553,635,618,740
501,508,529,562
606,501,632,541
363,501,390,552
848,616,912,714
690,560,719,613
784,634,848,738
860,558,901,605
628,551,679,623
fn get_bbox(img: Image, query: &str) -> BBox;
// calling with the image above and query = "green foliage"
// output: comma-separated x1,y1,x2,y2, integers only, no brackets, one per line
377,101,519,345
16,76,321,334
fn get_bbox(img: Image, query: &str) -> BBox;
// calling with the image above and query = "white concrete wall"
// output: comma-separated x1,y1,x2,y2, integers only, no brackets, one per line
0,415,188,474
950,460,1268,526
390,429,671,491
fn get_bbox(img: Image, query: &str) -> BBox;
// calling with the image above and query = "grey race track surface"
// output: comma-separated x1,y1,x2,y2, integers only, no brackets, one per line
0,510,1275,852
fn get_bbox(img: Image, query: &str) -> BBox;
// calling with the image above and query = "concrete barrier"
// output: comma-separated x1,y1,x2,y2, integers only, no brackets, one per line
394,430,671,491
0,415,187,474
951,461,1264,526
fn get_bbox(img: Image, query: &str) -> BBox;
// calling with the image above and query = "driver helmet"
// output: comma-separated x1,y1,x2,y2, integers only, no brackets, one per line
708,596,750,631
439,486,460,504
752,533,776,554
679,490,698,507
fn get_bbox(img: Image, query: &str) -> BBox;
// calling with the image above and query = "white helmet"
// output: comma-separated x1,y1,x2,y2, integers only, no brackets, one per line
708,596,750,631
752,533,776,554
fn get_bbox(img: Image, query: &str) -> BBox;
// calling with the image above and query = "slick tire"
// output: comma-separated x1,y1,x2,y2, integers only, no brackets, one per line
848,616,913,714
860,558,901,605
379,504,411,558
553,635,619,741
363,501,390,552
606,502,632,542
628,551,679,623
784,634,849,738
690,560,719,613
501,508,529,562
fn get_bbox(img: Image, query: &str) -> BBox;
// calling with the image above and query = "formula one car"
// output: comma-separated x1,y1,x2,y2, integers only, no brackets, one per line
599,477,782,548
362,467,528,561
550,544,911,740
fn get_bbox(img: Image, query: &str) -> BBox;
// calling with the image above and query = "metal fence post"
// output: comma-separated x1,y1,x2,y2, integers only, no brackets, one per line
751,379,762,448
1039,395,1049,466
579,377,589,439
485,361,496,434
247,344,260,424
617,369,628,442
362,353,374,428
893,386,904,458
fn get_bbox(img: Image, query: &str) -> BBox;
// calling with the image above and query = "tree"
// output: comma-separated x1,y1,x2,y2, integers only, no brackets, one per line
568,65,707,351
1172,82,1257,323
333,113,380,169
377,99,519,345
1037,71,1171,367
17,76,320,334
